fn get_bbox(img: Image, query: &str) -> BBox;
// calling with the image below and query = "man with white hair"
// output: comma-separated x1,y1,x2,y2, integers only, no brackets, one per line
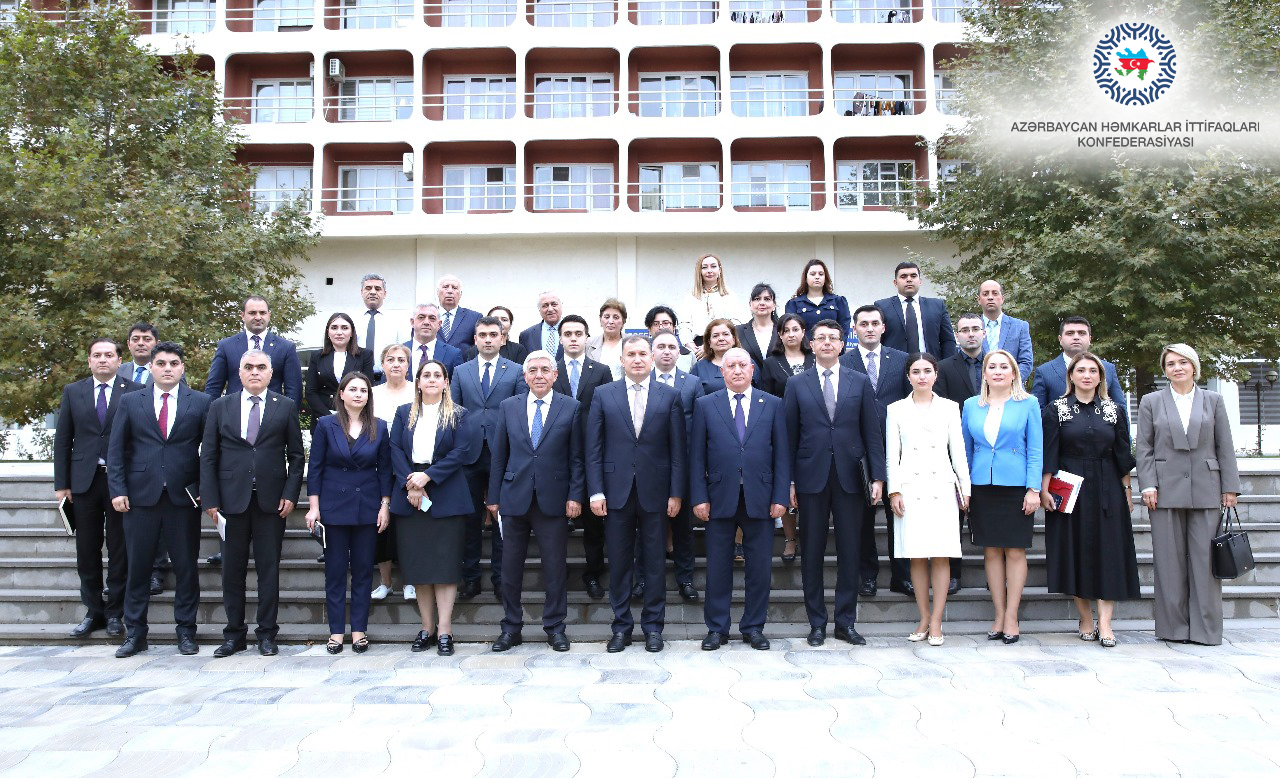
436,274,481,350
518,291,564,359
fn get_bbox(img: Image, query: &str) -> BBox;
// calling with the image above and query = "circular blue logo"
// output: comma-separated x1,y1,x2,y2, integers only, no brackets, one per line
1093,23,1176,105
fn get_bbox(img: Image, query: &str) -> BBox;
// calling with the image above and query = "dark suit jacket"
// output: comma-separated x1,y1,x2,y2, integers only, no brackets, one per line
54,376,144,493
487,392,585,517
199,390,305,515
586,379,687,512
934,352,982,404
1031,355,1128,423
117,363,188,389
874,295,957,359
783,366,887,495
760,353,815,398
518,321,561,360
462,341,528,366
840,345,911,413
784,294,852,341
689,390,791,519
450,356,528,460
734,322,778,370
388,403,479,517
107,385,211,507
439,306,481,349
305,349,376,421
307,415,393,525
404,338,464,379
653,368,705,431
204,331,303,406
553,355,612,412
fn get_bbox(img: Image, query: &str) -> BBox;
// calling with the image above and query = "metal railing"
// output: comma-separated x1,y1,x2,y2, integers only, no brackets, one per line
931,0,974,22
321,93,416,122
935,87,961,114
422,91,519,120
833,175,926,209
631,0,716,24
725,1,808,23
528,90,618,119
728,177,823,209
627,180,722,211
249,187,313,212
322,0,415,27
423,188,518,213
225,5,315,30
530,0,615,25
318,190,416,213
423,0,516,24
224,95,315,123
524,180,620,212
832,88,926,116
728,85,823,117
829,0,920,22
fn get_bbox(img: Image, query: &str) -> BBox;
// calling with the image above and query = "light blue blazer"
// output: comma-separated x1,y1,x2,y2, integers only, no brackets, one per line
961,395,1043,489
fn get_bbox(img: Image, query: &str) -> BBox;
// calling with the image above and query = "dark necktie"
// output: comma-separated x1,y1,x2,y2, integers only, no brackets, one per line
96,383,107,426
481,362,492,398
865,351,879,389
904,297,920,353
822,369,836,420
158,392,170,439
970,356,982,395
530,399,544,447
734,392,747,443
365,310,377,354
419,344,430,369
252,334,262,351
246,395,262,445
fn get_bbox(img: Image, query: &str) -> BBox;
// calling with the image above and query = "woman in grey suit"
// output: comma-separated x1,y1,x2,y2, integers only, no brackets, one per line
1136,344,1240,646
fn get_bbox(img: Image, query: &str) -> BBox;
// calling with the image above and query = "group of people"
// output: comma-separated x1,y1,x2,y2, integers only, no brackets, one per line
53,254,1242,659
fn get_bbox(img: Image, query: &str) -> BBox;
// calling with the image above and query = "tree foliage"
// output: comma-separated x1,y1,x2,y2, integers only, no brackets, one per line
916,0,1280,391
0,6,319,424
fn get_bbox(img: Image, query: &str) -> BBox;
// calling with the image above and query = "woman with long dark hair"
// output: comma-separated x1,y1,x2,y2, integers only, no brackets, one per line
784,259,851,341
306,312,375,427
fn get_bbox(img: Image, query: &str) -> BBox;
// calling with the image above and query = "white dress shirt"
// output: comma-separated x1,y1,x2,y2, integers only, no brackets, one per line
627,376,651,435
728,385,753,426
478,356,499,384
655,368,678,389
411,402,440,463
364,308,402,370
332,351,347,385
1171,385,1196,435
817,362,841,400
527,390,553,437
984,401,1005,446
857,344,882,389
94,379,114,464
240,388,269,440
410,338,437,379
153,384,177,437
897,294,926,353
244,328,268,351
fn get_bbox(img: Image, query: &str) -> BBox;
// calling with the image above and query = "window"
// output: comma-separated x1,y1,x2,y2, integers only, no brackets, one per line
153,0,214,33
934,72,959,115
935,159,973,200
338,78,414,122
833,72,914,116
638,164,719,211
533,0,612,27
932,0,973,23
634,0,714,25
443,77,517,120
0,0,19,24
254,167,312,212
831,0,910,23
636,74,718,118
338,167,413,213
440,0,516,24
442,166,516,212
730,162,811,209
532,164,614,211
730,73,810,117
532,75,614,119
727,0,805,23
253,0,313,30
252,80,313,123
835,161,915,209
341,0,413,28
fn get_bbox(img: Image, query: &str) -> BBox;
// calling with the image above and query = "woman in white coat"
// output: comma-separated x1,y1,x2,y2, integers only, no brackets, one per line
886,353,971,645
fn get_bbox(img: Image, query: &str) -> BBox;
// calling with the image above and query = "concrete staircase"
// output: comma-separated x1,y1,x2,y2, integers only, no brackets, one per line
1,462,1277,644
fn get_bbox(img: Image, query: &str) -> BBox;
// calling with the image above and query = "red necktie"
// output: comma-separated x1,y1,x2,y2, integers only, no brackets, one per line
158,392,170,439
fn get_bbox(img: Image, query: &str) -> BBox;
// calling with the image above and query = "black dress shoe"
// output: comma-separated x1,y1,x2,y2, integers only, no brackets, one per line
644,633,664,653
457,580,481,600
947,578,961,595
106,617,125,637
834,626,867,646
631,580,645,601
606,632,633,653
678,582,700,602
548,632,570,652
701,632,727,650
258,638,279,656
859,579,878,597
411,630,436,652
178,636,199,655
115,636,148,658
1002,633,1020,644
436,634,455,656
742,630,770,651
806,627,826,647
213,639,246,658
69,616,106,638
584,578,605,599
316,553,325,564
149,575,164,595
889,581,915,597
206,553,221,565
491,631,523,652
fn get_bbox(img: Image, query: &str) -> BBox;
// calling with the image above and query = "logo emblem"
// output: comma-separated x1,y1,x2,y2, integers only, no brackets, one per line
1093,23,1176,105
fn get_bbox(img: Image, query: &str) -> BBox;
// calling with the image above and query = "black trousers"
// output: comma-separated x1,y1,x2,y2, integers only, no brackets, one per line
798,463,867,630
222,494,286,642
859,502,910,588
462,444,503,588
703,493,772,635
72,467,127,620
123,502,200,639
324,523,377,634
580,511,606,585
500,502,569,635
635,503,696,586
604,491,666,635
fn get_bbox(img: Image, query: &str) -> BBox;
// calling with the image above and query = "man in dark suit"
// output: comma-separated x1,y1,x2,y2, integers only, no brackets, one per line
517,290,563,359
645,305,694,372
784,319,886,647
54,338,144,639
586,335,686,654
876,261,957,359
553,314,613,599
437,274,481,350
200,349,305,657
107,342,211,657
978,280,1034,380
934,312,987,595
689,348,789,651
358,273,404,384
840,304,912,597
486,350,584,652
1031,315,1128,421
204,295,303,406
405,303,464,380
451,316,527,601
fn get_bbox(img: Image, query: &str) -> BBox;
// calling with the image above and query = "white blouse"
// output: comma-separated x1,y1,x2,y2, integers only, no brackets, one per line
984,400,1005,446
411,402,440,464
371,383,414,424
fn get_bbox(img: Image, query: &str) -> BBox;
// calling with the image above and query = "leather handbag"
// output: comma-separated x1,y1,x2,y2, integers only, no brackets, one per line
1211,506,1254,580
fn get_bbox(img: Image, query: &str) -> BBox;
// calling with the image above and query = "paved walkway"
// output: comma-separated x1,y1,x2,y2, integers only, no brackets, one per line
1,624,1279,777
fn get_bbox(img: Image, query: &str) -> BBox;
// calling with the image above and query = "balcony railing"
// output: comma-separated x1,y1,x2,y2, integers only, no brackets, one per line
931,0,973,22
725,1,807,23
627,179,722,210
830,0,920,22
729,177,823,209
319,189,415,213
226,5,315,30
322,93,416,122
833,88,926,116
250,187,313,212
323,0,415,27
224,95,315,123
935,87,960,115
525,180,620,212
530,0,614,26
529,90,618,119
728,86,822,117
631,0,716,24
834,176,926,209
423,92,519,120
424,0,516,24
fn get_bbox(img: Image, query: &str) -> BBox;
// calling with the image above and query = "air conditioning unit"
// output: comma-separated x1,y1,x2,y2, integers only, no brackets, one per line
327,58,345,84
402,152,414,181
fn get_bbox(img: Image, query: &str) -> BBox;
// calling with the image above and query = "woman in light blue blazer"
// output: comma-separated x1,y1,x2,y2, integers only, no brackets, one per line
962,349,1043,644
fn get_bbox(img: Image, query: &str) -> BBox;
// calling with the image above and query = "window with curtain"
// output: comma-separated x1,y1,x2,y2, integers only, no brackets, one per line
443,77,517,119
338,78,415,122
153,0,214,33
440,0,516,26
341,0,413,28
442,165,516,212
254,167,312,212
532,0,612,27
634,0,715,25
338,167,413,213
831,0,911,23
730,162,812,209
637,164,719,211
532,75,614,119
532,164,614,211
635,74,718,118
252,80,313,123
729,73,809,117
253,0,313,30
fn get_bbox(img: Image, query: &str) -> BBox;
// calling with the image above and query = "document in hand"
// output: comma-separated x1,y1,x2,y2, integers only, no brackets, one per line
58,497,75,536
1047,470,1084,514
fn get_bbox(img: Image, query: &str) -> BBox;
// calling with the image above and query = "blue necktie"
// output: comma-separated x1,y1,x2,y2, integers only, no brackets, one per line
481,362,492,398
96,384,107,426
252,334,262,351
734,393,746,444
530,399,544,448
544,325,556,355
441,310,453,343
986,318,998,348
569,359,580,397
133,365,145,383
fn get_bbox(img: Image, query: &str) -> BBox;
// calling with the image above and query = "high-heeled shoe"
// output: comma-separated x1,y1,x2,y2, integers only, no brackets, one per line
907,631,928,642
1080,627,1099,641
927,634,944,647
781,538,797,563
1002,633,1020,644
986,630,1004,640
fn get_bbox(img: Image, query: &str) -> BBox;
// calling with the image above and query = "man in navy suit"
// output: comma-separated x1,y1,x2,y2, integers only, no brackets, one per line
876,262,957,359
517,291,564,359
1031,315,1127,421
451,316,527,601
204,295,303,406
486,351,584,652
784,319,886,647
934,312,987,595
405,303,463,379
107,342,212,657
840,304,912,598
586,335,686,653
978,280,1034,380
689,348,789,651
437,274,481,350
54,337,144,639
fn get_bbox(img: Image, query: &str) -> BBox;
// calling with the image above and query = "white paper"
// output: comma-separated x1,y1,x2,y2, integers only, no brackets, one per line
418,493,432,514
216,514,227,541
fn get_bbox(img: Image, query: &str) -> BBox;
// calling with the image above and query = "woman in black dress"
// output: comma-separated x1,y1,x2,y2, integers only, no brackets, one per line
760,313,814,397
1040,352,1138,648
306,312,375,428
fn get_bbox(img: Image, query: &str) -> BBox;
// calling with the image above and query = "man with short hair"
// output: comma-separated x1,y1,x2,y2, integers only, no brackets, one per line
358,273,403,383
204,295,303,406
405,302,463,379
118,323,158,385
436,274,481,350
1031,316,1127,419
875,262,957,359
978,280,1033,379
107,342,212,657
518,291,564,359
451,316,527,601
587,335,686,653
486,351,584,652
54,338,144,639
689,348,789,651
645,305,694,372
201,350,305,657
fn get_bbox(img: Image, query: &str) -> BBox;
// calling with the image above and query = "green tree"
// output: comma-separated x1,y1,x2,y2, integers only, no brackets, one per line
0,6,319,425
916,0,1280,394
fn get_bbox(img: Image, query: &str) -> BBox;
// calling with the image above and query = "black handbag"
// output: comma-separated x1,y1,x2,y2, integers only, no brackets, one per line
1211,506,1254,580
